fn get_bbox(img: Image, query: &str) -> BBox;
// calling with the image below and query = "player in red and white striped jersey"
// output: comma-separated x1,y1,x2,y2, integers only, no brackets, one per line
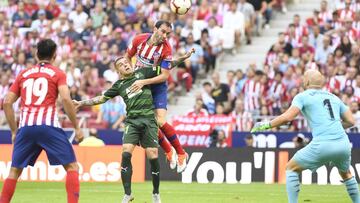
0,39,83,203
242,70,265,113
266,71,287,115
186,99,209,117
10,62,65,128
231,99,252,132
338,0,355,20
125,20,194,174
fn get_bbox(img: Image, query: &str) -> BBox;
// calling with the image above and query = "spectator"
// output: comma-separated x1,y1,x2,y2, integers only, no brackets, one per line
298,35,315,60
0,74,10,109
52,13,70,32
315,35,333,65
186,99,209,117
308,25,324,49
11,1,31,27
206,17,222,58
91,2,106,28
79,128,105,147
349,101,360,133
201,82,216,114
292,134,308,149
231,99,253,131
227,70,237,101
95,42,112,78
68,4,88,33
195,0,211,20
46,0,61,19
197,29,216,74
65,59,81,88
241,70,264,115
96,97,126,130
238,0,255,44
223,1,245,50
176,62,193,93
319,0,332,25
338,0,354,21
216,129,228,148
267,71,287,115
244,134,254,148
65,20,81,42
10,51,26,77
185,33,204,83
211,71,231,111
215,103,226,115
235,69,247,96
69,85,82,101
108,28,127,54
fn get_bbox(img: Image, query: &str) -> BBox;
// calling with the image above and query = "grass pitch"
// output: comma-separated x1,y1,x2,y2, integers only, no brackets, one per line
0,181,351,203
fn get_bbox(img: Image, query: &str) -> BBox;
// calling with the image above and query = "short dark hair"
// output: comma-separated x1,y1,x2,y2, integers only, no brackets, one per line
155,20,172,29
255,70,264,76
203,81,211,86
37,39,57,60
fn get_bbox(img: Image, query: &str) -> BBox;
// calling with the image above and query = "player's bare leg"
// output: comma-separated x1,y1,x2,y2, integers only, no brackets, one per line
0,167,22,203
121,144,136,203
146,147,161,203
285,159,303,203
339,170,360,203
63,162,80,203
158,130,177,169
155,109,188,173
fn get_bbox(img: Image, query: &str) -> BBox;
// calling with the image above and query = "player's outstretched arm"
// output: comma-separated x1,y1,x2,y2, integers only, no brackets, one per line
251,106,300,133
3,92,19,143
75,95,109,108
170,48,195,69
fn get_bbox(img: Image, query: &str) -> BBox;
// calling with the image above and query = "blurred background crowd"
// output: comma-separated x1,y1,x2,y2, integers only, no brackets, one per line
0,0,359,135
0,0,284,130
188,0,360,134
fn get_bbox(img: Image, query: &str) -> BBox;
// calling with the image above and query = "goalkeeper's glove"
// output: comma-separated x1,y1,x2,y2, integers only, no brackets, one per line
250,121,271,133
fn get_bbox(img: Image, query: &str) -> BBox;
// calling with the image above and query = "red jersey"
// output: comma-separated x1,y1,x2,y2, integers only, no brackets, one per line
127,33,172,70
9,63,66,128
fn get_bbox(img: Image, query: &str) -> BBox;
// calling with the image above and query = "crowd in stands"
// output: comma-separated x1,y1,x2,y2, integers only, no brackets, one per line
0,0,282,130
188,0,360,133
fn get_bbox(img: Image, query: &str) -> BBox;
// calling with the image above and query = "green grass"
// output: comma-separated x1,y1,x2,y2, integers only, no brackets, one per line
0,181,352,203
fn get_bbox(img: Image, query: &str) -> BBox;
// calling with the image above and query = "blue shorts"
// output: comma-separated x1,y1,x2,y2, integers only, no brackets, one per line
11,125,76,168
150,82,168,109
292,137,351,172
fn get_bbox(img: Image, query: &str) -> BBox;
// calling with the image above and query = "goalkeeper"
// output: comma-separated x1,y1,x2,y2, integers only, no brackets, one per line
251,69,360,203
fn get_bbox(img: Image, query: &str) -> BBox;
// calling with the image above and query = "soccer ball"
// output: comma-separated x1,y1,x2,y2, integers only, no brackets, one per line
170,0,192,15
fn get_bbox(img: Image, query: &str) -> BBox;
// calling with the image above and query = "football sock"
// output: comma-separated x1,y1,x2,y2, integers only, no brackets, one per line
160,122,185,154
149,158,160,194
158,130,171,153
121,152,132,195
0,178,17,203
66,171,80,203
344,176,360,203
286,170,300,203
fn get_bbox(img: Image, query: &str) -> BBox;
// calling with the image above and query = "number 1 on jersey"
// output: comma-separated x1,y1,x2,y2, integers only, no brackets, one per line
323,99,335,120
23,77,48,105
